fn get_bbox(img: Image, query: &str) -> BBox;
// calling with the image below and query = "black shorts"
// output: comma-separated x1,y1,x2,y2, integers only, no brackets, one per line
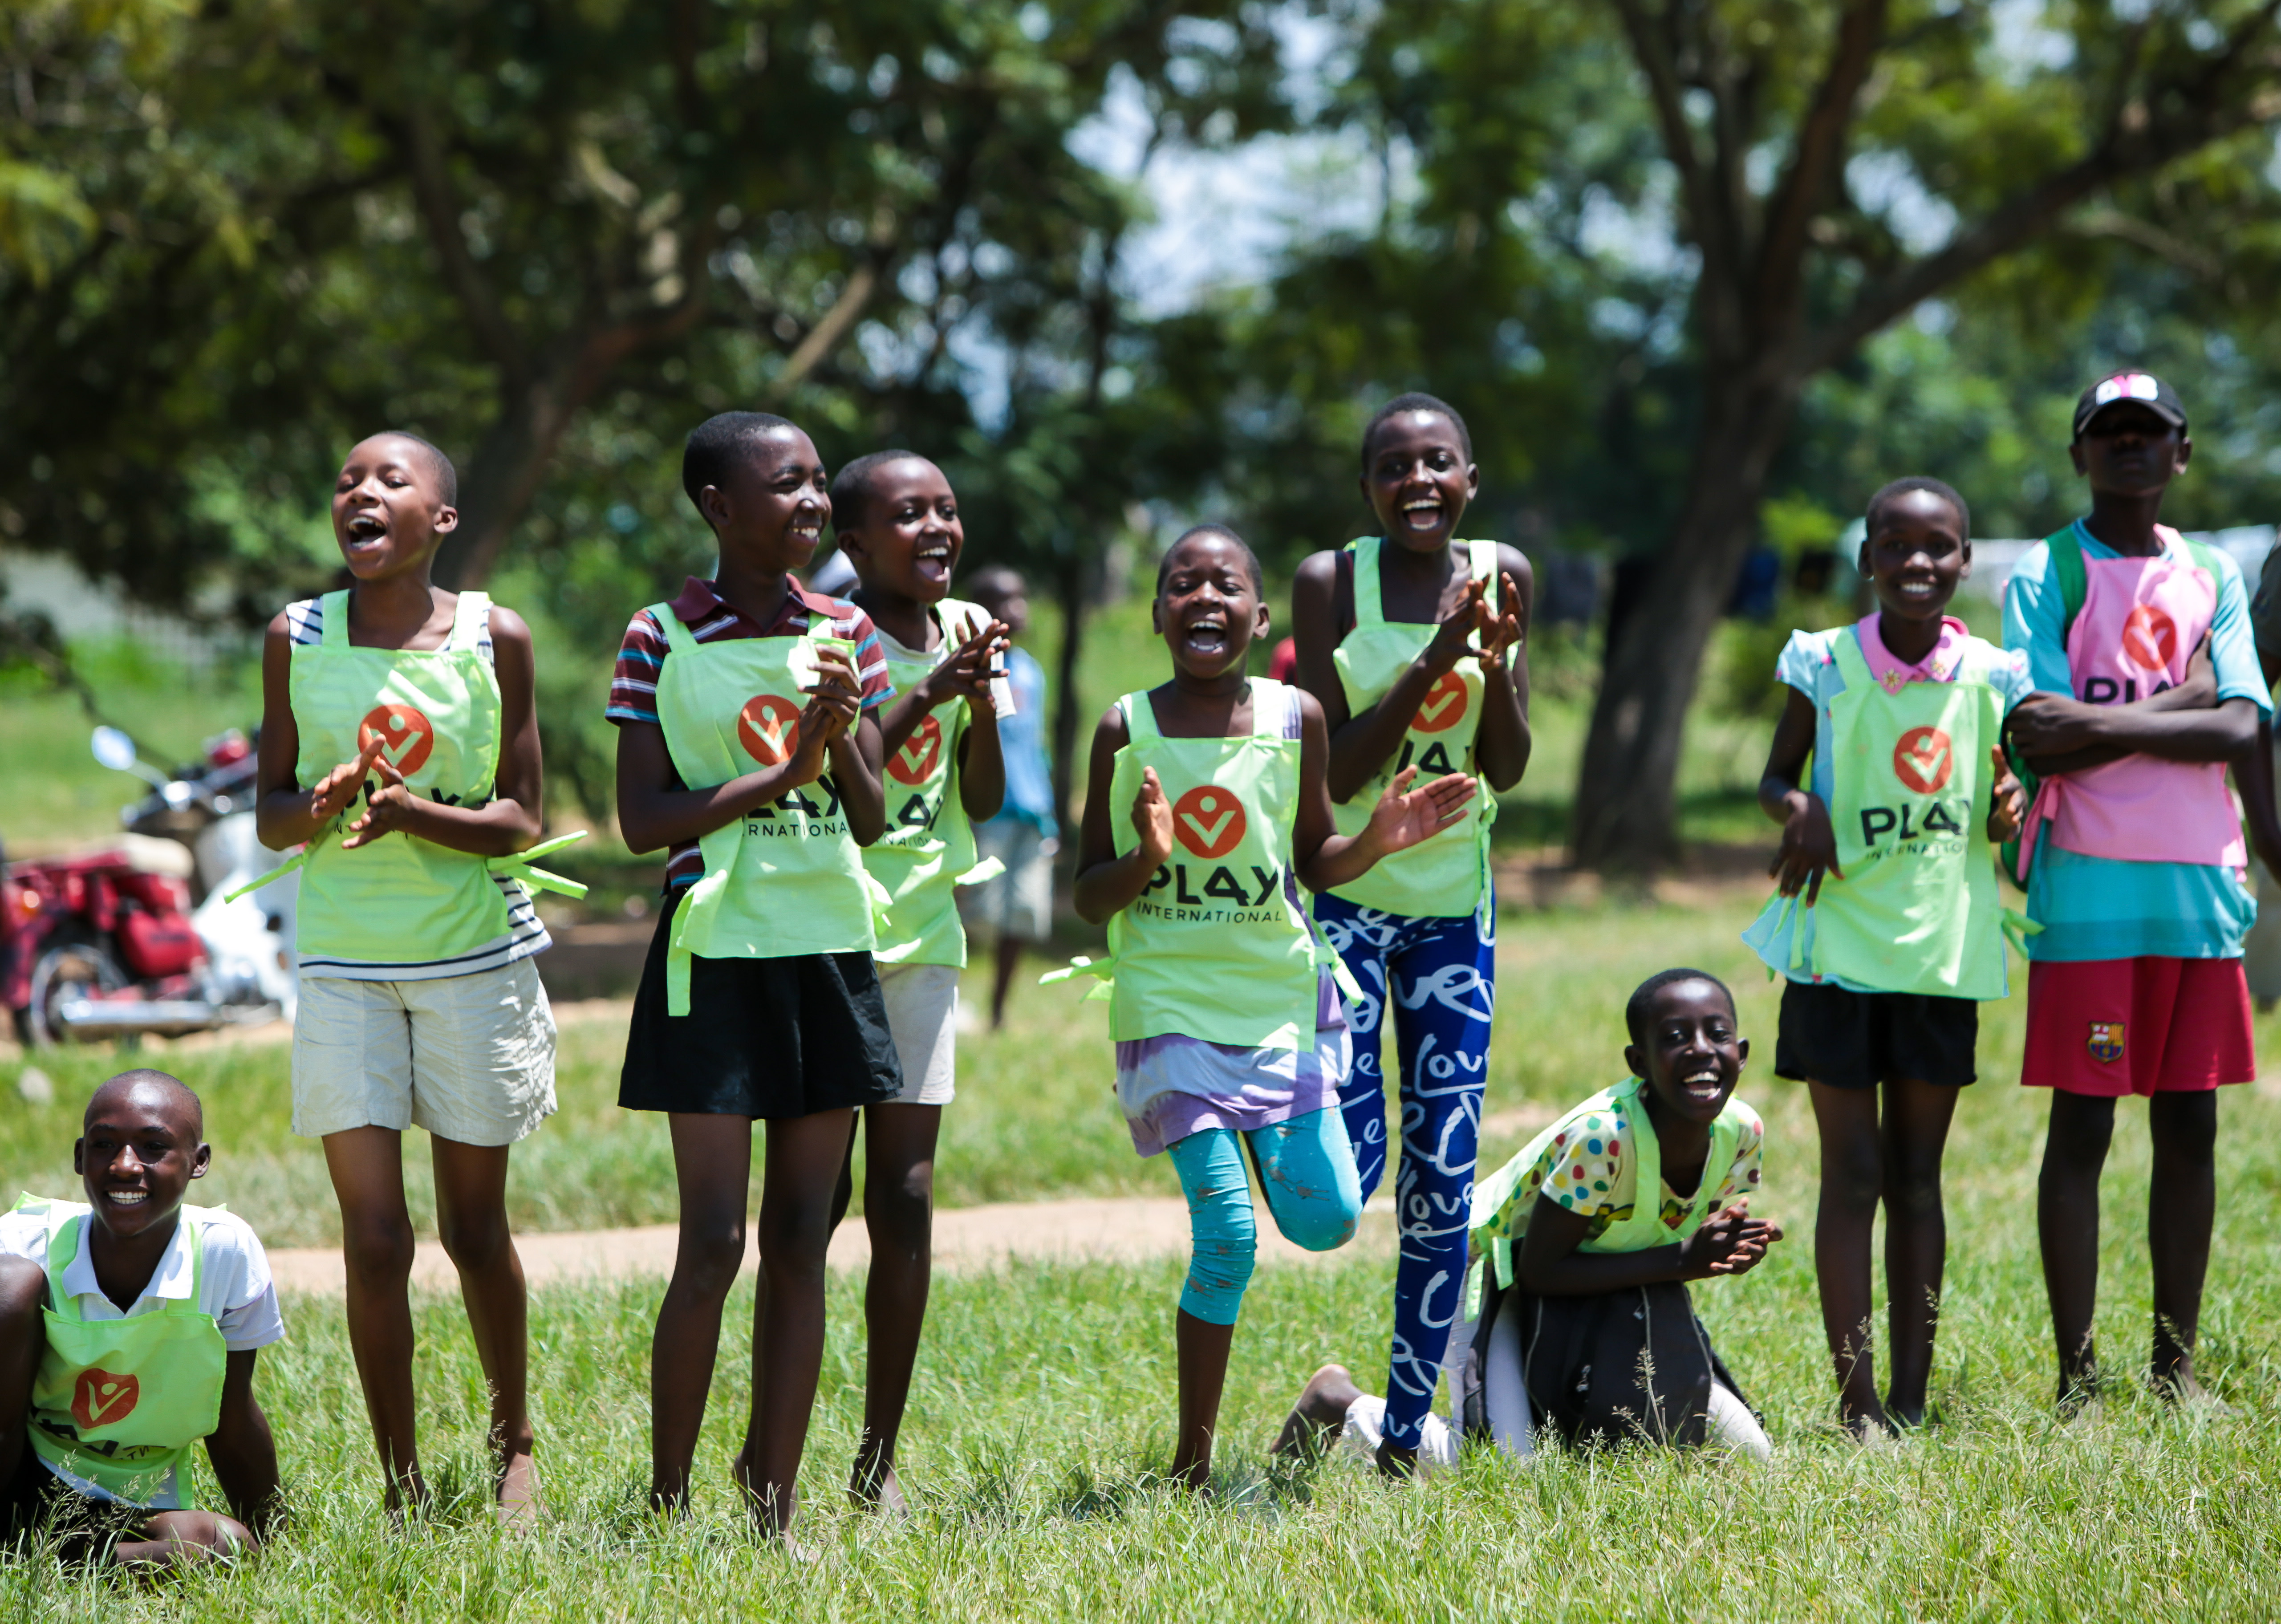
0,1447,147,1552
1774,980,1978,1090
618,891,903,1120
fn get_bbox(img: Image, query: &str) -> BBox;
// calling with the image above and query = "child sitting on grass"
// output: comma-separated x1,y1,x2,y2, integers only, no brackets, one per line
0,1070,282,1564
1744,476,2030,1438
609,412,901,1543
827,449,1009,1513
1279,969,1781,1466
1063,524,1474,1491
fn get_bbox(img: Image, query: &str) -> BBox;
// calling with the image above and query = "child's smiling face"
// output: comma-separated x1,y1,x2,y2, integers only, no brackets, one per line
75,1076,209,1244
332,434,456,581
1625,979,1747,1127
1360,410,1478,554
839,457,963,605
1153,532,1269,682
1859,488,1968,626
701,426,831,573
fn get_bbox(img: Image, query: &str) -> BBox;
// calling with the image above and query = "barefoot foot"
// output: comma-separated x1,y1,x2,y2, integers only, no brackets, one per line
732,1446,800,1541
848,1455,910,1520
494,1447,540,1526
1273,1364,1362,1462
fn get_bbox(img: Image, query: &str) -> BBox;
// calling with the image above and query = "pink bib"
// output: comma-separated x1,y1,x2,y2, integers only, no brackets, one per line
2021,526,2241,870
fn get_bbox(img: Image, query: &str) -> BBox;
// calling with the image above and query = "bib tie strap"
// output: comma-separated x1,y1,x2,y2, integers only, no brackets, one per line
665,868,731,1017
2001,906,2044,957
221,840,317,904
1039,954,1116,1002
953,856,1006,887
486,830,591,899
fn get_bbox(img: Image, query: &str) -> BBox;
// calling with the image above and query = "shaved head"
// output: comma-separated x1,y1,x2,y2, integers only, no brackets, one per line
87,1069,203,1141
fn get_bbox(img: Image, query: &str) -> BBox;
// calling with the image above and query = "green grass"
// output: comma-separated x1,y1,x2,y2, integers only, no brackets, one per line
4,901,2281,1613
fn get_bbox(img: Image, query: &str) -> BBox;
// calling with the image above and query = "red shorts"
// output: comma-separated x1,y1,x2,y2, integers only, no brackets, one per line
2023,957,2255,1097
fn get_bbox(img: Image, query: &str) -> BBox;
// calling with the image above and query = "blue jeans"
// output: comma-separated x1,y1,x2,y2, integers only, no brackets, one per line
1165,1108,1363,1325
1315,892,1496,1449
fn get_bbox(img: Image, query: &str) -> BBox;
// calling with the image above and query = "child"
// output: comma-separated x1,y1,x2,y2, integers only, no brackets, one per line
1278,970,1781,1466
1742,477,2032,1437
1064,524,1475,1490
2003,374,2266,1411
964,566,1059,1028
0,1071,282,1563
609,411,901,1539
1287,392,1531,1473
253,430,574,1517
828,449,1008,1512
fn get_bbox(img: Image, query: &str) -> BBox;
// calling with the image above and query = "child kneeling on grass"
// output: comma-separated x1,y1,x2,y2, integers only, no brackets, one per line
0,1071,282,1565
1278,969,1782,1467
1060,524,1475,1491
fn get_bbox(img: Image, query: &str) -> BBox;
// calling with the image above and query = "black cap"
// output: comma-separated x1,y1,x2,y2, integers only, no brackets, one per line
2073,372,2188,440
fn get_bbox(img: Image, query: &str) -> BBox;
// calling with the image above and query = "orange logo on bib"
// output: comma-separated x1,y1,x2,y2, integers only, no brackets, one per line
72,1368,138,1429
1172,786,1246,858
888,715,943,785
357,704,435,777
2121,604,2179,673
737,695,803,766
1892,726,1954,794
1414,672,1468,733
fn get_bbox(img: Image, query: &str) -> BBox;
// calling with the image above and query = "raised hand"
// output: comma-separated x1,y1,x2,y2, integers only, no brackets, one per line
1680,1200,1785,1279
1422,575,1491,675
309,735,385,828
925,617,1013,714
1365,765,1478,854
1131,766,1173,867
798,647,864,751
341,753,414,849
1477,570,1524,671
1986,745,2026,844
1769,791,1843,903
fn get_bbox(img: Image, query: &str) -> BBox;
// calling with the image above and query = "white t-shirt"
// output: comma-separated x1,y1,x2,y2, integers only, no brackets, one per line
0,1199,284,1506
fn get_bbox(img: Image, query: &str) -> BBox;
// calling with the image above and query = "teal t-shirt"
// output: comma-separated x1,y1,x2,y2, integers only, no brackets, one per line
2003,521,2270,962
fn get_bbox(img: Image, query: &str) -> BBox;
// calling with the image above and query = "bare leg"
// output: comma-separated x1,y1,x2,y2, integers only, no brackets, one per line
1171,1309,1237,1491
2147,1091,2219,1398
990,934,1023,1030
1879,1079,1960,1427
648,1115,753,1513
1806,1081,1889,1437
430,1136,536,1518
849,1103,941,1512
0,1258,46,1486
322,1127,426,1511
2038,1092,2116,1407
734,1109,857,1540
1273,1363,1363,1460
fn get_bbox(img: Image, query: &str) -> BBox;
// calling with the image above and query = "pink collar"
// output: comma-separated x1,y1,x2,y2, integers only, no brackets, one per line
1856,613,1968,694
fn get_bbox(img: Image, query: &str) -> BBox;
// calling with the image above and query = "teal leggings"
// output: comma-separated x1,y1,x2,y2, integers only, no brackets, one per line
1165,1108,1364,1325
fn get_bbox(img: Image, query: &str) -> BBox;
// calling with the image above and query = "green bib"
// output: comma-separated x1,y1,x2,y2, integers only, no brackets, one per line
1462,1078,1749,1318
1742,630,2009,999
652,604,882,1015
1096,681,1322,1048
865,600,999,967
1324,536,1498,918
21,1198,227,1507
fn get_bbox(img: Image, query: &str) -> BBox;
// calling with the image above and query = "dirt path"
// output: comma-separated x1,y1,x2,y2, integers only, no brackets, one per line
264,1195,1400,1297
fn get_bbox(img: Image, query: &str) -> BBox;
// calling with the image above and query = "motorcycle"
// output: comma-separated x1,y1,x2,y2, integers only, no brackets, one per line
0,727,297,1047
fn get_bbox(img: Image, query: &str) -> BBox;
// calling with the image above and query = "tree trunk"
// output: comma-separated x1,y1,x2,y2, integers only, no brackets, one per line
1571,375,1801,873
1048,552,1088,843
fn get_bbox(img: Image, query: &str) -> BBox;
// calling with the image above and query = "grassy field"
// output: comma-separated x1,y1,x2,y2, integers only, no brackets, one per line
0,901,2278,1615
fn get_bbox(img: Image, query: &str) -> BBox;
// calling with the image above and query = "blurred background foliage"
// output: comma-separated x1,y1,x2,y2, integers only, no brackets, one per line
10,0,2281,865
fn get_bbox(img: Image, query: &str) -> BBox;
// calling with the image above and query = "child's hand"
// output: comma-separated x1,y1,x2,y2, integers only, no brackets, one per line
2178,630,2217,708
1421,576,1491,675
924,617,1012,714
1131,767,1174,866
1769,792,1842,903
1986,745,2026,844
797,647,864,758
1477,572,1524,671
308,736,384,828
341,755,416,849
1365,766,1477,854
1680,1200,1785,1279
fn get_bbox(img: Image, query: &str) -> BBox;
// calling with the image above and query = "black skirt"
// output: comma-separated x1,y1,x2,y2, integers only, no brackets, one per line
618,890,903,1119
1773,978,1978,1090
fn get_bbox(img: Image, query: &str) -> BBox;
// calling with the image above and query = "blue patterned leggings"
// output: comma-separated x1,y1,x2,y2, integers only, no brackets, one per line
1315,893,1496,1449
1165,1108,1363,1325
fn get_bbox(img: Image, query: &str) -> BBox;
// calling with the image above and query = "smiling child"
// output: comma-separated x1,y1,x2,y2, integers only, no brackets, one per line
1279,970,1781,1466
1062,524,1473,1490
828,449,1009,1513
1742,477,2031,1438
253,430,575,1519
0,1071,282,1564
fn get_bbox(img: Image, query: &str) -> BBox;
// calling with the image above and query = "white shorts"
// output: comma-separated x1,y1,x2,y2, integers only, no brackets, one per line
292,958,557,1145
876,961,958,1105
968,821,1055,941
